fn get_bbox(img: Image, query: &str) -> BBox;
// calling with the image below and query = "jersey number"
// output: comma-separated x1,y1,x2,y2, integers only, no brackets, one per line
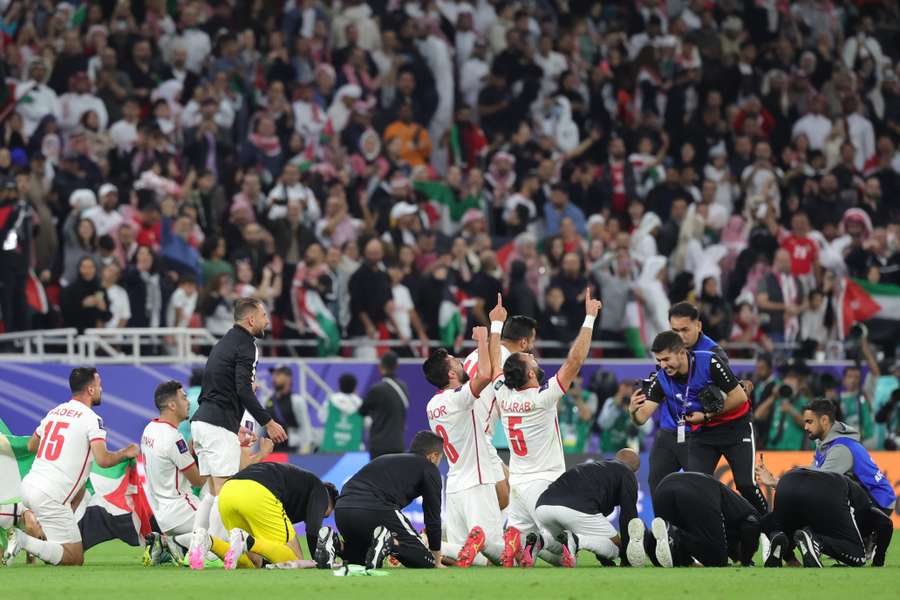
434,425,459,463
507,417,528,456
36,421,69,461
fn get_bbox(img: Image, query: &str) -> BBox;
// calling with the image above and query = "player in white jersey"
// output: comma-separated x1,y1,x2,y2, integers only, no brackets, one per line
4,368,138,566
140,380,256,569
489,289,601,567
461,315,537,510
423,327,499,567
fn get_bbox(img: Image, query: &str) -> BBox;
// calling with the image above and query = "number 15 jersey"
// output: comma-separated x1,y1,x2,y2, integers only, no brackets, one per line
23,400,107,505
496,375,566,485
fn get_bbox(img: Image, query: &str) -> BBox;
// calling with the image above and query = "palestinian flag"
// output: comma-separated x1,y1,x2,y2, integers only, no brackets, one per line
413,179,482,237
0,418,154,538
290,266,340,356
438,299,463,350
624,299,649,358
839,278,900,342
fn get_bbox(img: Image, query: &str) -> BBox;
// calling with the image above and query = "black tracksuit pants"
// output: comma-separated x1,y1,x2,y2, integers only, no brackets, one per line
334,507,435,568
648,428,689,503
687,415,769,515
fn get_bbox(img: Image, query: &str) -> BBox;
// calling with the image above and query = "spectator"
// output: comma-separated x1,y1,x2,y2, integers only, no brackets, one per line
160,198,202,278
359,351,409,460
123,246,164,328
591,248,634,355
101,263,131,329
383,100,432,168
61,207,100,288
538,286,576,358
166,274,199,329
61,256,110,333
698,276,731,343
756,248,806,343
780,211,818,287
505,260,540,322
316,194,361,250
543,183,586,237
749,353,780,447
838,365,876,449
347,238,392,359
755,362,811,450
198,272,235,337
83,184,123,237
597,380,645,453
549,252,589,328
386,261,429,358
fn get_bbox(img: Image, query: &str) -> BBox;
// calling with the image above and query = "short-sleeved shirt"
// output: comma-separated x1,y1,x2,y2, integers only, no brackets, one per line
23,400,107,504
427,381,496,493
140,419,197,530
496,374,567,484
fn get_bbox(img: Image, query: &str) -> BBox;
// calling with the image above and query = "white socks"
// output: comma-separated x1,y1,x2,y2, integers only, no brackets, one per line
191,494,214,531
579,535,620,559
19,532,64,565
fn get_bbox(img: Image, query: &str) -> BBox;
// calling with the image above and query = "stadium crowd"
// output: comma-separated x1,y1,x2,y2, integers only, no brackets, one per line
0,0,900,453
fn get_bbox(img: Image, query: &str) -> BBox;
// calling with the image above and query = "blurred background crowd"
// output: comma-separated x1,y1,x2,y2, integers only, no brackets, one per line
0,1,899,450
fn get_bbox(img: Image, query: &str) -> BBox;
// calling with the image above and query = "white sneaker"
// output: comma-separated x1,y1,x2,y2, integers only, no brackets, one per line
224,528,248,570
187,527,210,570
315,526,335,569
759,532,771,566
162,534,184,564
365,527,392,570
626,518,647,568
652,518,673,568
2,528,21,566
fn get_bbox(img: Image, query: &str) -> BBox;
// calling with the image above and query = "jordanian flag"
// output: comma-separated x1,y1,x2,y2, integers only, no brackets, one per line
0,418,154,537
839,278,900,342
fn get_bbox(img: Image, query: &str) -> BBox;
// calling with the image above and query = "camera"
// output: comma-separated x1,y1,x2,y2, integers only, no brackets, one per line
777,383,794,399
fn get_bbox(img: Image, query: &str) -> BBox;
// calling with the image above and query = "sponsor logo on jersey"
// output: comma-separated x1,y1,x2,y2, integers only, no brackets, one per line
176,439,189,454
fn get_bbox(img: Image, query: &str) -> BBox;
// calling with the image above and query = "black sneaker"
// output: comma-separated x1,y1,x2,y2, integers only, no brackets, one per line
315,526,336,569
765,532,789,568
793,528,823,568
365,526,392,570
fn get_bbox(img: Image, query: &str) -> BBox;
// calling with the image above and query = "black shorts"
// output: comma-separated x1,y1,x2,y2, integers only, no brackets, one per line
334,506,435,568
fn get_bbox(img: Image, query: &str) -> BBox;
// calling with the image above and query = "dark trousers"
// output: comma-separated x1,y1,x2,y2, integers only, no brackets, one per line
648,429,689,503
79,506,142,551
687,416,769,515
334,507,435,568
654,477,759,567
768,470,866,566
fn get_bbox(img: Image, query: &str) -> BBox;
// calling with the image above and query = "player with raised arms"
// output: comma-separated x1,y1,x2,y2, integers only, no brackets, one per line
422,326,501,566
4,368,139,566
490,289,601,567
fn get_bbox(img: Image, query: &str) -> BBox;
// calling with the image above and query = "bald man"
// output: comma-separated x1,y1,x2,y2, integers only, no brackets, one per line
527,449,641,568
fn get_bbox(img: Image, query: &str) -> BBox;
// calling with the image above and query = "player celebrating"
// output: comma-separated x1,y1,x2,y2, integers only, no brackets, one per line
187,298,287,569
630,331,767,514
461,313,537,510
490,289,601,567
217,462,337,568
645,471,760,568
423,327,500,566
756,466,893,568
531,449,641,568
4,368,138,566
325,431,445,569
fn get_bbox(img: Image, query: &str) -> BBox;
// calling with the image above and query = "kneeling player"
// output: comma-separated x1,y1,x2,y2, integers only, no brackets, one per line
318,431,444,569
756,466,893,567
530,449,640,567
642,472,760,567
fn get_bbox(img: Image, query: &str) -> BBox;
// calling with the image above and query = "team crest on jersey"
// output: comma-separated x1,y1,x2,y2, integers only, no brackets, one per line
176,439,188,454
493,379,504,391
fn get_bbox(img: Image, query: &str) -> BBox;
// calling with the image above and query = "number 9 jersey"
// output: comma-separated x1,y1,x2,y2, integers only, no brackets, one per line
24,400,108,505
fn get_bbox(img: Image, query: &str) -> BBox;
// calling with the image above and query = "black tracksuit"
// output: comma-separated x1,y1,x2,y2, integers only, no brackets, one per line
762,468,894,567
192,325,272,433
653,472,760,567
230,463,330,554
334,453,442,568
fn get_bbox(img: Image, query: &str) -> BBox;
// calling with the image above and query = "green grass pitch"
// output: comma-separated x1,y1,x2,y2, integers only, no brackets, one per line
5,537,900,600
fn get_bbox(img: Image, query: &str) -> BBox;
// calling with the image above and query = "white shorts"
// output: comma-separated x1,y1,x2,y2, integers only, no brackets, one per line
155,495,198,535
534,504,617,540
445,484,504,545
21,486,81,544
191,422,241,477
507,479,553,535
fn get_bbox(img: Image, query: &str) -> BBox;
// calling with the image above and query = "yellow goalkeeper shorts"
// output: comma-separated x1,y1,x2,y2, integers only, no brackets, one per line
218,479,295,543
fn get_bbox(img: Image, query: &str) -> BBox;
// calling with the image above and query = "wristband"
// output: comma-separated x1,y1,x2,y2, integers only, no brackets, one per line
582,315,596,329
490,321,503,334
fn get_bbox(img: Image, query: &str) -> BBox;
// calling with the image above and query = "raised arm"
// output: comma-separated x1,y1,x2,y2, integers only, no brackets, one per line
469,326,492,397
488,293,507,380
556,287,602,391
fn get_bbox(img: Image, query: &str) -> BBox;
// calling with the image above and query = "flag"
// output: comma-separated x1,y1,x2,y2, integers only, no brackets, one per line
290,266,340,356
412,179,482,236
623,299,648,358
26,270,49,314
840,278,900,342
438,299,462,350
70,4,88,28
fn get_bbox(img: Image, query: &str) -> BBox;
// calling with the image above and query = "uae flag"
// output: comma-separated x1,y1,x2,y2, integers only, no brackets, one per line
839,278,900,342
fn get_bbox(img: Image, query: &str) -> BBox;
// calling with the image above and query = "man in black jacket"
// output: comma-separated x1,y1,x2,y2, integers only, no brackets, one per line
360,351,409,459
316,431,444,570
187,298,287,568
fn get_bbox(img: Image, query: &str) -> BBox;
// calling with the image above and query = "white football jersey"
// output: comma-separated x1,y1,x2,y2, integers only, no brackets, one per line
496,374,566,484
140,419,197,531
462,345,511,432
427,381,497,493
23,400,107,504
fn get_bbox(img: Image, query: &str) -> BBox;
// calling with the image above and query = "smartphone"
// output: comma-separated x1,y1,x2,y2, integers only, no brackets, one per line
640,378,652,398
